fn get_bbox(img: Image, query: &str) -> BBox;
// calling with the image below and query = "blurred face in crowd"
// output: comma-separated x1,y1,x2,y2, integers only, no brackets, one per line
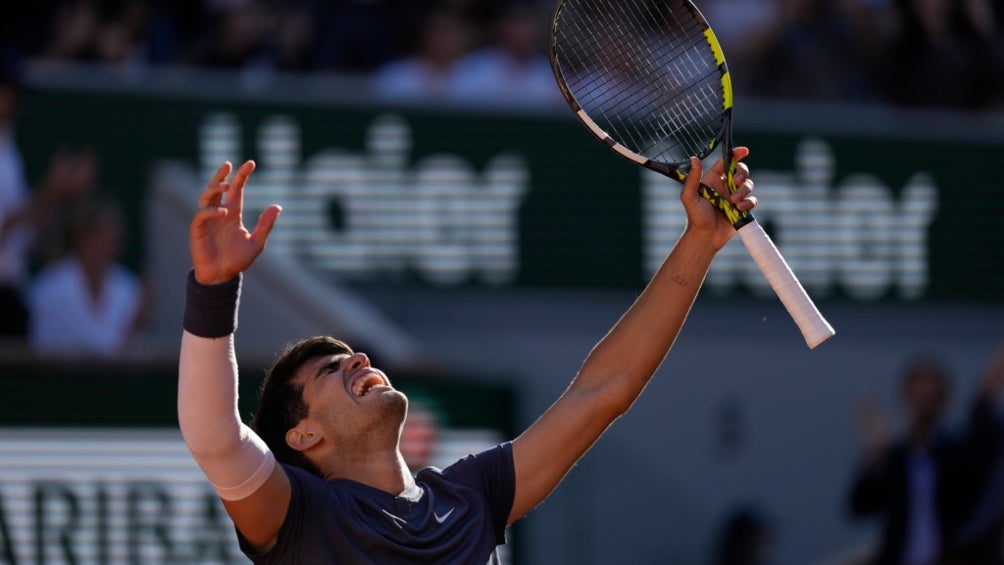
74,205,125,271
495,5,543,60
420,10,471,68
400,403,441,471
900,360,949,440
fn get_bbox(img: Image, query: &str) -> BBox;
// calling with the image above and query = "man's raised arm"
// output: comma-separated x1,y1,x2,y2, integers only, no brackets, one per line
177,160,288,551
508,149,757,524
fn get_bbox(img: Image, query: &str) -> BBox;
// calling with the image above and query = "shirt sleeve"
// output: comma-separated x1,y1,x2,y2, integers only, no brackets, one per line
441,442,515,544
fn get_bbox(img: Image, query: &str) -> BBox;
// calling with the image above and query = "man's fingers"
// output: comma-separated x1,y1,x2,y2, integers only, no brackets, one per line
199,161,235,208
199,182,229,209
682,156,702,201
733,194,757,211
209,161,233,188
227,160,257,210
249,204,282,248
729,174,752,200
732,162,750,186
232,159,256,186
706,146,751,179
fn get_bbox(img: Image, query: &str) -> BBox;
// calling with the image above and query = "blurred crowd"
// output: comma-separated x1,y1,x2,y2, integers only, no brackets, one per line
1,0,1003,110
0,67,149,359
712,343,1004,565
847,345,1004,565
706,0,1004,110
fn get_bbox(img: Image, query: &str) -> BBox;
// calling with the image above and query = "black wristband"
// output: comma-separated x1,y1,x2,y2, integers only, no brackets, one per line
183,270,242,338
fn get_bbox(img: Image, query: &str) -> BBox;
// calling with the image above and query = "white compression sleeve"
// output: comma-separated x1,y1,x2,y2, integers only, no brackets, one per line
178,330,275,501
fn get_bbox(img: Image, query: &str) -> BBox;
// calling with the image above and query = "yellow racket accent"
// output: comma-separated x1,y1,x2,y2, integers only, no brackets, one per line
704,28,725,65
721,72,733,110
703,28,733,110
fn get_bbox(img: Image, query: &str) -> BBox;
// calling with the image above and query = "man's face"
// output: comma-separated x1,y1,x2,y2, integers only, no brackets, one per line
903,370,947,434
293,352,407,445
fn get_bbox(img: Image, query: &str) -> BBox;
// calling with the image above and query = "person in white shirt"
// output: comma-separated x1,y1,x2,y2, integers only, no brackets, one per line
449,2,561,107
28,198,147,357
371,7,473,101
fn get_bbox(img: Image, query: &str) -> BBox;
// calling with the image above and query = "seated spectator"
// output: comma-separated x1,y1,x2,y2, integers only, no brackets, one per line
371,7,473,101
269,2,320,72
449,1,560,106
41,0,153,69
314,0,414,74
743,0,877,102
197,0,272,70
27,197,147,357
886,0,998,109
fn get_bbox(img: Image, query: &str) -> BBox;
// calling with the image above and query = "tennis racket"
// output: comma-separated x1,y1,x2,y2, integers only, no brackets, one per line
548,0,834,349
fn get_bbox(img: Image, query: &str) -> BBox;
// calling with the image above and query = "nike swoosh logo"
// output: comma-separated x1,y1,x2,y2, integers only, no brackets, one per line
433,507,455,524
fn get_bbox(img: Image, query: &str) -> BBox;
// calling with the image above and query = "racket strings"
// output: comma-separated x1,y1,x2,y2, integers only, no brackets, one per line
553,0,726,164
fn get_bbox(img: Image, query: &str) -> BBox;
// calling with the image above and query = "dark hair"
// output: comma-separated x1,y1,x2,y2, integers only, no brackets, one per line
251,336,353,476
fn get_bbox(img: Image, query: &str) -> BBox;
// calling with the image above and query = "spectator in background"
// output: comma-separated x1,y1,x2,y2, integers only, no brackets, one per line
269,2,320,73
0,58,93,338
743,0,876,102
848,349,1004,565
41,0,103,63
399,397,444,473
371,6,473,101
41,0,153,69
313,0,425,74
886,0,999,110
955,341,1004,564
27,197,149,357
830,0,901,102
93,1,153,68
450,1,560,106
146,0,209,66
3,0,1001,111
198,0,272,70
702,0,779,95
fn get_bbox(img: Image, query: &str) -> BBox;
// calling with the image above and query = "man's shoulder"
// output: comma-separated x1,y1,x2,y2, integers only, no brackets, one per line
418,442,514,492
439,442,512,472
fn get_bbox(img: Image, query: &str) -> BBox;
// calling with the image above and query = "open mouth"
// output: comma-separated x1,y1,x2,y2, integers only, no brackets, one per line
351,372,388,398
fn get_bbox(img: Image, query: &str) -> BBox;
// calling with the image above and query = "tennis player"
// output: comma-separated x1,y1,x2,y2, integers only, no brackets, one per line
178,149,757,563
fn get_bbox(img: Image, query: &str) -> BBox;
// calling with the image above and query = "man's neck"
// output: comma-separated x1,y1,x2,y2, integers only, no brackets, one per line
322,449,415,495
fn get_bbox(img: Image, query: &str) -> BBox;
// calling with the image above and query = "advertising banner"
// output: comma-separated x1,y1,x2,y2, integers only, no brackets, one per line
17,83,1003,301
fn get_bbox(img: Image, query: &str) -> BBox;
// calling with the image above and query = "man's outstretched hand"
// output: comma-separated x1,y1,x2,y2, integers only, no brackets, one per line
189,160,281,285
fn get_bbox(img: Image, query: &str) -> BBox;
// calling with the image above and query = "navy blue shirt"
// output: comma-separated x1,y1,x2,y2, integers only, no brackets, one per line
239,442,515,564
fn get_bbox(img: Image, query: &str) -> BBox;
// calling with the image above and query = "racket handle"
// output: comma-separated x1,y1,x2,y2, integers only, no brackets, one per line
736,221,835,349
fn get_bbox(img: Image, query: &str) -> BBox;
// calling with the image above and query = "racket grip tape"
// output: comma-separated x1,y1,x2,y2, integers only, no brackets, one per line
736,221,835,349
